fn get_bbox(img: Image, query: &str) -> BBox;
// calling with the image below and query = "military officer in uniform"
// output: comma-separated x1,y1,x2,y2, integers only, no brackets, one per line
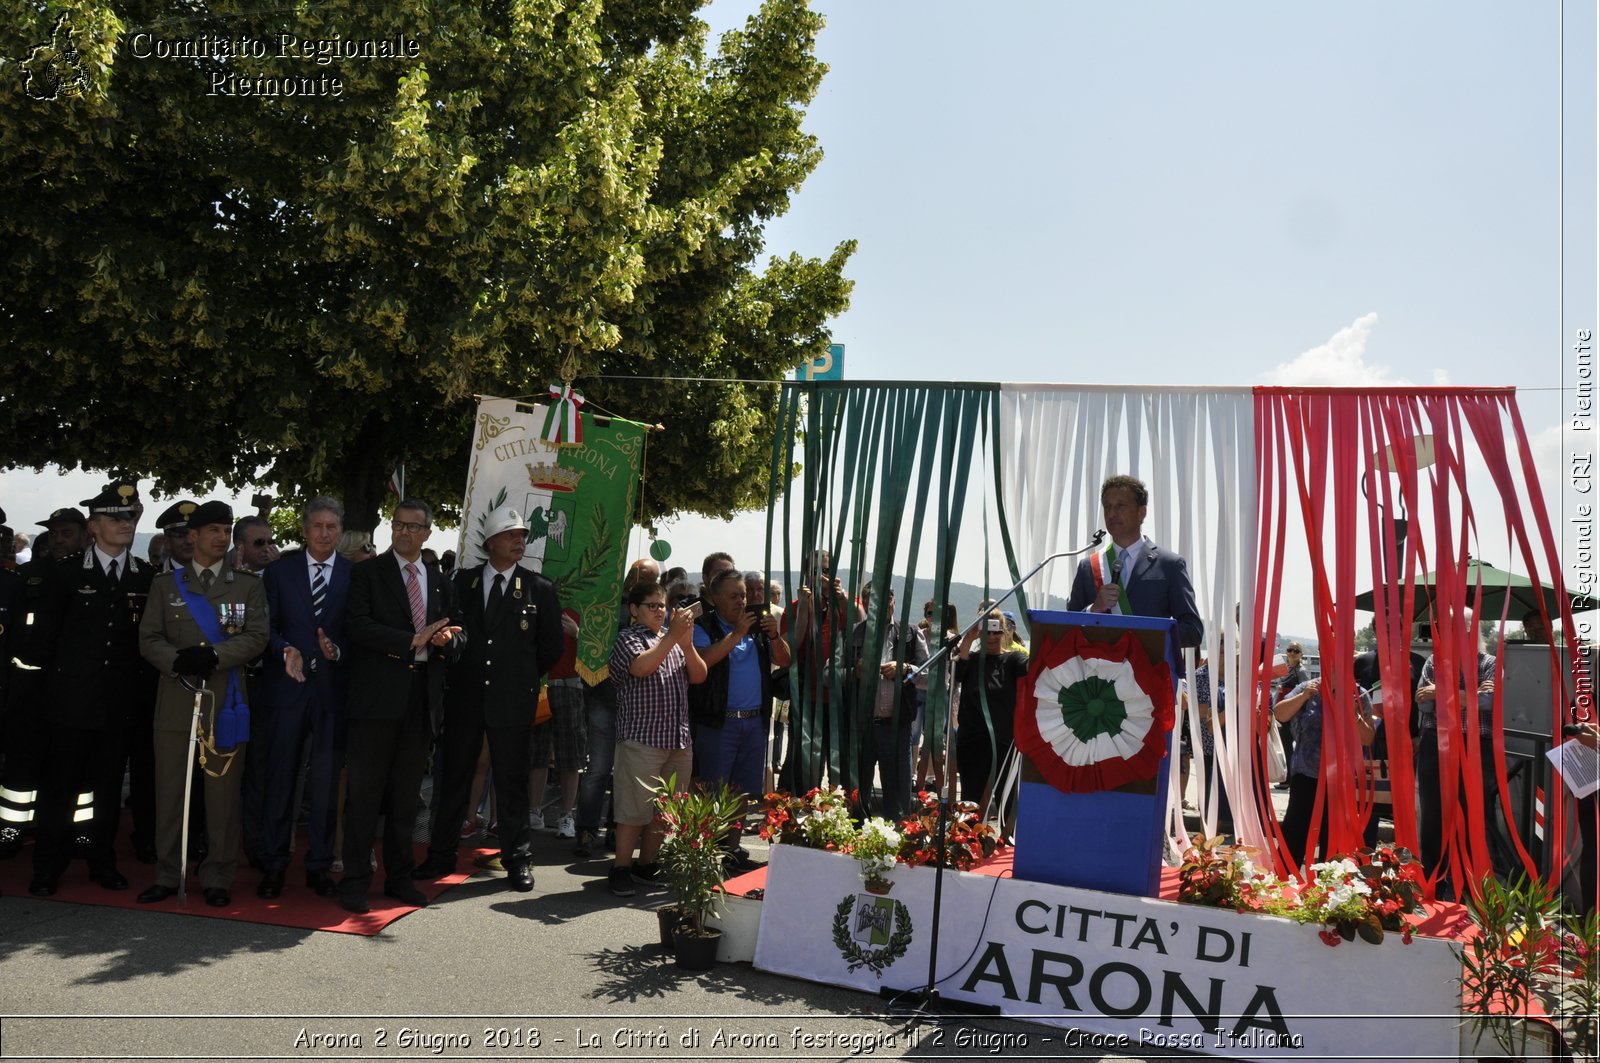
23,483,157,895
412,507,563,892
0,507,90,858
154,501,199,574
137,500,269,907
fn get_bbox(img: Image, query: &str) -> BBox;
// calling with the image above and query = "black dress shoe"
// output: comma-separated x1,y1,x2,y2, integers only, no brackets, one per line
203,887,230,907
410,854,454,880
508,863,535,893
256,869,285,899
90,867,130,891
27,873,58,897
339,893,370,915
306,869,337,897
383,882,428,907
137,884,178,904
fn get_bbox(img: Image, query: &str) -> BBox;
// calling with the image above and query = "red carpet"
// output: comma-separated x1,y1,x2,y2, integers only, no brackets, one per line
0,830,493,936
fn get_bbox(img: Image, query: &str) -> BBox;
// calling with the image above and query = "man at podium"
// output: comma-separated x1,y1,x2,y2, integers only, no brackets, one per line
1066,474,1203,652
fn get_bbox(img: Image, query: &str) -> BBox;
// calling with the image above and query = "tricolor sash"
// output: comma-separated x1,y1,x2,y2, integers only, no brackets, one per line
1088,545,1132,615
176,569,248,751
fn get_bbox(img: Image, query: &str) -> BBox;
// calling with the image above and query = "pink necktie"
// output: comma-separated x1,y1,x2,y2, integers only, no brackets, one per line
405,562,426,635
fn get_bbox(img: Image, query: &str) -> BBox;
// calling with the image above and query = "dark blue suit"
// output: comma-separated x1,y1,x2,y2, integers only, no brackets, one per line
1067,538,1204,651
258,549,353,873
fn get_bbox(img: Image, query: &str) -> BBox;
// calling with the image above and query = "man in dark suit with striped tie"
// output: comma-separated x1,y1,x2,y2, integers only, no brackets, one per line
339,499,462,914
413,507,564,892
256,497,354,898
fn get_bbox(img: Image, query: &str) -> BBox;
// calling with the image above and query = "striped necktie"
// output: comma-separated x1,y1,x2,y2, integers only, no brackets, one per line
311,562,327,620
405,562,426,635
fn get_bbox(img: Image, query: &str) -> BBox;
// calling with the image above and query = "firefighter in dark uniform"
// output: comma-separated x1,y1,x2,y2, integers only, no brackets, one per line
23,482,158,895
0,507,88,859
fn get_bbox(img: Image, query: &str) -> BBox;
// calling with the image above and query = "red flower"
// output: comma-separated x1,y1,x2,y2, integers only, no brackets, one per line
1318,928,1341,947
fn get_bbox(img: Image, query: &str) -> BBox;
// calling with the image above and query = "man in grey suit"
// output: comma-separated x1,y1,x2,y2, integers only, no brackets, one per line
1067,474,1204,650
339,499,462,914
137,500,269,908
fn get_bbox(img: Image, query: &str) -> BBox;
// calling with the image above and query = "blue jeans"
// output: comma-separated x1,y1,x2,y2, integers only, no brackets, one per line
575,680,616,834
694,714,766,798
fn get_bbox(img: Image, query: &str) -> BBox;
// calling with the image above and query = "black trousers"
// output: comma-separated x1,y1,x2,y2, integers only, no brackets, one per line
34,722,125,876
427,698,532,866
341,674,430,896
860,716,913,821
123,704,156,851
1416,726,1519,898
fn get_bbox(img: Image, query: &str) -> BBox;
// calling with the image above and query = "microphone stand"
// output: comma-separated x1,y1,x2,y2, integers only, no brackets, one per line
885,532,1106,1026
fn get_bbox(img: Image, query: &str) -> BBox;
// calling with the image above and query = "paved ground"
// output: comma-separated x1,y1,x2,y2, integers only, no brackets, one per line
0,766,1318,1063
0,819,1222,1063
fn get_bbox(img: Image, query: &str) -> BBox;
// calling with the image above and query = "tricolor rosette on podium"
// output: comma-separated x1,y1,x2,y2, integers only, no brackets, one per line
1014,627,1174,793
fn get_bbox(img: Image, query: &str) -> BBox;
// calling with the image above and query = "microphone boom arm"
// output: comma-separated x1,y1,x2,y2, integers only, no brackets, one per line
908,530,1106,681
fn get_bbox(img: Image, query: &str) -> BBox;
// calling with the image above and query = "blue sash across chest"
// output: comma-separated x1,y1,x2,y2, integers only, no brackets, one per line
176,569,247,750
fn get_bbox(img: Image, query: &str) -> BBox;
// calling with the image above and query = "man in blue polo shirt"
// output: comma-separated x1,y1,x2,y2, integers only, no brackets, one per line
690,567,790,868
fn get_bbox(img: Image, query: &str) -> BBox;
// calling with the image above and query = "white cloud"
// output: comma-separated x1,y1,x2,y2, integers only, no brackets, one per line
1261,312,1416,387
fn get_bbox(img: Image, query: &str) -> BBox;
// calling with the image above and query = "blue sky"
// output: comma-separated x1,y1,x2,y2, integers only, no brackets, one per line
6,1,1593,636
652,0,1594,634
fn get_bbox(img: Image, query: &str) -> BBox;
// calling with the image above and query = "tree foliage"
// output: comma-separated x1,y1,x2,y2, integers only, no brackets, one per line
1,0,853,529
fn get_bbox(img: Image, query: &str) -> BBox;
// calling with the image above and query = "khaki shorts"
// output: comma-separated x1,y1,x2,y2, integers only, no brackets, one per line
612,740,692,827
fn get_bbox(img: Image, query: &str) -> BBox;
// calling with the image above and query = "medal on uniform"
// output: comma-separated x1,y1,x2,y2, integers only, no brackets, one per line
520,618,530,631
220,602,244,636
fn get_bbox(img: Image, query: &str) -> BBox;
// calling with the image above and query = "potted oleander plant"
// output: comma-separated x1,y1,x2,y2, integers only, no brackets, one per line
1457,873,1598,1060
650,774,744,971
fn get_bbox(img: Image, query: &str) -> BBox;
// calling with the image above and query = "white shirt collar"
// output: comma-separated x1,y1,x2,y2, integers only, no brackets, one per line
1115,537,1149,583
306,550,335,573
93,544,126,575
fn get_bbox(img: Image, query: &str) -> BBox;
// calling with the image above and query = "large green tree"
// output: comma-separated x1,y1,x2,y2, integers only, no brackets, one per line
1,0,853,528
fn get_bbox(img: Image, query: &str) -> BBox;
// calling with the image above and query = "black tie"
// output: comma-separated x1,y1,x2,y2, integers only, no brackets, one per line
200,568,213,592
311,563,327,620
107,558,119,583
487,572,505,615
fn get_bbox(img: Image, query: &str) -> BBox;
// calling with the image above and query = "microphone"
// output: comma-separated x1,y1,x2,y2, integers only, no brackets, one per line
1111,554,1123,580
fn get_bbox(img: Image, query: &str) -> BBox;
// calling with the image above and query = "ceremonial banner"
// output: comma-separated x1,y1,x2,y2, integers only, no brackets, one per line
460,396,644,682
756,845,1461,1062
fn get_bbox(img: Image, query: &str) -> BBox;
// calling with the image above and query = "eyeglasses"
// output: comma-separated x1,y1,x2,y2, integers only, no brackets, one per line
249,537,274,547
392,520,430,534
638,602,667,611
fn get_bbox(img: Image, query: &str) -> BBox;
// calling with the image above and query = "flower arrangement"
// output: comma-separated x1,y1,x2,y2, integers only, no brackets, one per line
759,786,857,851
650,773,744,934
895,790,1000,871
1292,846,1424,946
852,817,902,893
1176,834,1296,916
758,788,1000,877
1176,835,1423,947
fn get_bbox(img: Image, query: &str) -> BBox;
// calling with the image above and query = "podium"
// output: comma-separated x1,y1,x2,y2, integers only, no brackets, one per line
1012,609,1179,896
